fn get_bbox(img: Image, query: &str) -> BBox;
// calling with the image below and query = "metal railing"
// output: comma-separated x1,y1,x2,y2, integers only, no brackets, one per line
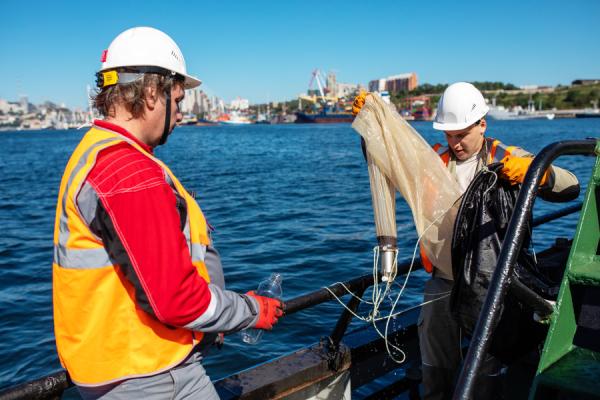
453,139,598,400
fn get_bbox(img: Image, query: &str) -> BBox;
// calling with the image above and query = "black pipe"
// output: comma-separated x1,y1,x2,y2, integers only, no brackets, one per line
0,371,71,400
453,139,597,400
509,279,554,318
532,202,582,227
283,260,418,315
283,274,375,315
329,285,368,349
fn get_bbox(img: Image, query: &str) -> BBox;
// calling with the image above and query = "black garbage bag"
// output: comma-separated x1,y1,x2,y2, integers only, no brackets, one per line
450,163,553,363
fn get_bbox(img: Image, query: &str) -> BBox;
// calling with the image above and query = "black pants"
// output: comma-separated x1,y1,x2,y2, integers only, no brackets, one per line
418,277,504,400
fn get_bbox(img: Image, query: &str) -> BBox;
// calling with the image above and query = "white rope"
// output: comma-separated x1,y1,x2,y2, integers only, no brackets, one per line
481,166,498,198
322,166,496,362
324,284,451,322
322,197,460,364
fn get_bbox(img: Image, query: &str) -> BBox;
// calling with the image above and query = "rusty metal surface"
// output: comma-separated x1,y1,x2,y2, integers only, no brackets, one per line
215,342,351,400
214,307,421,399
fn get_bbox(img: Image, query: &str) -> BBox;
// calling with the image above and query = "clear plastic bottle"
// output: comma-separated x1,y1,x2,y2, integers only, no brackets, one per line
241,273,283,345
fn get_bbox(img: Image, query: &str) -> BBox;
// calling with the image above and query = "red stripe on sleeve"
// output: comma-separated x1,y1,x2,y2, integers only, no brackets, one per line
87,142,211,327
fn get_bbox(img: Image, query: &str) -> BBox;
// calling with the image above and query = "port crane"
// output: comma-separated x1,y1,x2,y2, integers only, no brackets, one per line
298,69,338,109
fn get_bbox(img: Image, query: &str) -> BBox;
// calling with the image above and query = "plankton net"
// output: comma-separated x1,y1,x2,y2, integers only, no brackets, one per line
352,93,461,281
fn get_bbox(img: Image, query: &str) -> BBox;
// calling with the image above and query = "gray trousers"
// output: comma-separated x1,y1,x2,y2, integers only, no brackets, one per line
418,277,504,400
76,352,219,400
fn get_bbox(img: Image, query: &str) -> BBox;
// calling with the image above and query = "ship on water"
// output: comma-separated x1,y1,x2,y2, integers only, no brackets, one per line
295,69,356,124
487,97,555,120
295,108,354,124
217,111,252,125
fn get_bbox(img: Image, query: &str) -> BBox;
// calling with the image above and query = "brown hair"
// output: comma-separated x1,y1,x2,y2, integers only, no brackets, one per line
93,73,181,118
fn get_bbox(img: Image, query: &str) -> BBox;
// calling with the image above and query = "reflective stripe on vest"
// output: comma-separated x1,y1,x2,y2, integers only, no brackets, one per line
53,125,210,386
433,143,450,166
486,137,515,164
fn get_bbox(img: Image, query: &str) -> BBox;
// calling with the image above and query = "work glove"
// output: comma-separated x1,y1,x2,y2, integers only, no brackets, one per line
352,91,369,116
499,155,550,186
246,291,283,330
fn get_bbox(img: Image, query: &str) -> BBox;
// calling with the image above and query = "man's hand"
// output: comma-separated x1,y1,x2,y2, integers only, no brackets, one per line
352,91,369,116
500,155,550,186
246,291,283,330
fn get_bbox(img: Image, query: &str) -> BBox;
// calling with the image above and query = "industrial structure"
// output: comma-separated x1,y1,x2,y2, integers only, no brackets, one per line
295,69,358,123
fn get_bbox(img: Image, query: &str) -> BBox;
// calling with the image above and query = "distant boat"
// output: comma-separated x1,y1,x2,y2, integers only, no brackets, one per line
295,110,354,124
220,119,252,125
575,109,600,118
218,112,252,125
487,99,555,121
196,118,219,126
179,114,198,125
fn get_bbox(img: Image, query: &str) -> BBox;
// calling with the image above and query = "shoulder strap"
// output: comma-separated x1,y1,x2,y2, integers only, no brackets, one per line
433,143,451,166
485,137,516,164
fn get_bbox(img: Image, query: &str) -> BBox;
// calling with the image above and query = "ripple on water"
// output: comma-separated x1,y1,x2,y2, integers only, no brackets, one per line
1,121,599,389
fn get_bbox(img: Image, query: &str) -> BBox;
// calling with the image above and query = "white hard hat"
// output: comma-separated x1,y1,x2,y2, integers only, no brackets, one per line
433,82,489,131
99,26,201,89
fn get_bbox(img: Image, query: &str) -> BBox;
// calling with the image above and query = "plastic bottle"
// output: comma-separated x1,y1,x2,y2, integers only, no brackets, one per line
241,273,283,345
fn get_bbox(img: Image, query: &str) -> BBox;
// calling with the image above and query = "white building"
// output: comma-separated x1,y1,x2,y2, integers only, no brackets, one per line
230,97,249,111
336,82,360,98
0,98,27,114
0,98,9,113
182,88,200,114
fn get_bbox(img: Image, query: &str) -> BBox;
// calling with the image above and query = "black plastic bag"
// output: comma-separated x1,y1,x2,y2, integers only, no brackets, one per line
450,163,551,363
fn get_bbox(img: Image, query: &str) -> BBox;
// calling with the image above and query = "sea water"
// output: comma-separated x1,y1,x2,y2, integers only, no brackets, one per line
0,119,598,390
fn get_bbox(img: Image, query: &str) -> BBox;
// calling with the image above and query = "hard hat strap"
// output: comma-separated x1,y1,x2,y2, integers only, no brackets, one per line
159,87,171,146
96,66,179,88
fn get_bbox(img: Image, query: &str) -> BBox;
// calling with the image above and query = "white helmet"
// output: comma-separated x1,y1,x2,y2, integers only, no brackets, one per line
98,26,201,89
433,82,489,131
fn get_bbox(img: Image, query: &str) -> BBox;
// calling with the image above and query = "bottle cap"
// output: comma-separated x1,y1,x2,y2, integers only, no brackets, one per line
270,273,282,284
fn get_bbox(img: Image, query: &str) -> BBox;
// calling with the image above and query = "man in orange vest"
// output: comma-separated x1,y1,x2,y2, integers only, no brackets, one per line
353,83,579,399
53,27,282,399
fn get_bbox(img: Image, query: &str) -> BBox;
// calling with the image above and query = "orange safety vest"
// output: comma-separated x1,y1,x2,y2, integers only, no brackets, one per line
420,138,516,273
53,126,211,386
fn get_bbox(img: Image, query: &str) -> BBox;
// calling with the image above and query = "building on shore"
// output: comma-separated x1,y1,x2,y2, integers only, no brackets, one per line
572,79,600,86
368,72,418,94
230,97,249,111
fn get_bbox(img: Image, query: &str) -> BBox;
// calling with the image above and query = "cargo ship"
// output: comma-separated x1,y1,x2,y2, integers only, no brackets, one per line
295,110,354,124
295,69,355,124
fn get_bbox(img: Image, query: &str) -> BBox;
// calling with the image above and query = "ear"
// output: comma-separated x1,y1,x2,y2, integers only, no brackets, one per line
144,85,159,111
480,118,487,134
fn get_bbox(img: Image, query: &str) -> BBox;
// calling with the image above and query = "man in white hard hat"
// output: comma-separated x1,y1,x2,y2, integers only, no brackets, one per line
417,82,580,399
52,27,283,399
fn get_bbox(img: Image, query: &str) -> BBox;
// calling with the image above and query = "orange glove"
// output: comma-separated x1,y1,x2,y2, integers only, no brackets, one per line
352,91,368,116
499,155,549,186
246,291,283,330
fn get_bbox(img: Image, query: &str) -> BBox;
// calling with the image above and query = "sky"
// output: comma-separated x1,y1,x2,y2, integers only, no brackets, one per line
1,0,599,109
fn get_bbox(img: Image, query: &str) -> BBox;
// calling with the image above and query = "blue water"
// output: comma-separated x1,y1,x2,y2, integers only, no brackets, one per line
0,119,598,391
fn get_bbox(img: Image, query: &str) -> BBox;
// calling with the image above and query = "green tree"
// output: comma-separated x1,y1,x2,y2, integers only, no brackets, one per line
564,89,578,106
545,93,558,110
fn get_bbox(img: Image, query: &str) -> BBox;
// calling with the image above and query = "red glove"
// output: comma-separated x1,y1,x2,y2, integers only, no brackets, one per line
246,291,283,330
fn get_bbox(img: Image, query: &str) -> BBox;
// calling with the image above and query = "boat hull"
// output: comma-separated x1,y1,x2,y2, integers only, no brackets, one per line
295,112,353,124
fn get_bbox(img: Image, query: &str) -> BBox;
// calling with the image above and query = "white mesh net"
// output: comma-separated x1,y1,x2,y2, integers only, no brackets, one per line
352,93,462,277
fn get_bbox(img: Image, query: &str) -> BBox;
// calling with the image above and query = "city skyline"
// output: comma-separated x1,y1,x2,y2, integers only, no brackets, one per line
1,0,599,109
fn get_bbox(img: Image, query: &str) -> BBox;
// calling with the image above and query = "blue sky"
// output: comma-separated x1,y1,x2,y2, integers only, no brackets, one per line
1,0,599,109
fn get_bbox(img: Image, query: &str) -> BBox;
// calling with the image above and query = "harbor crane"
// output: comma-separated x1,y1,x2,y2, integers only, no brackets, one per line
298,69,339,109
